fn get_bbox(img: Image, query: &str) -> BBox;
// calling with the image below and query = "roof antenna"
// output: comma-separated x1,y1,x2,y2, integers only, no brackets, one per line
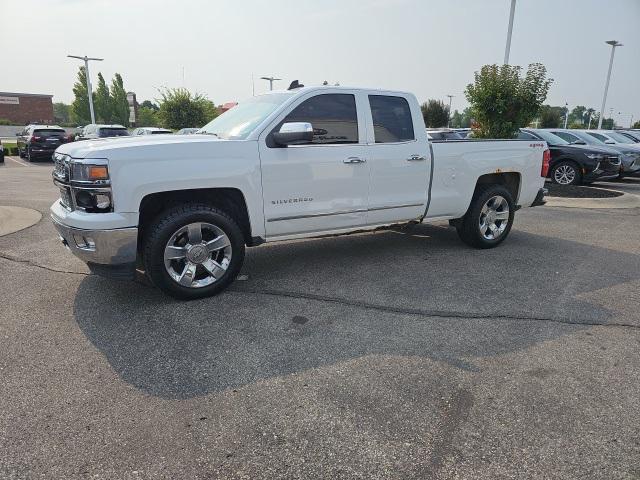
288,80,304,90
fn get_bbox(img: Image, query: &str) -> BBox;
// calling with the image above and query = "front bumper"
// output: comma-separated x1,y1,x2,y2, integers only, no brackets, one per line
51,215,138,276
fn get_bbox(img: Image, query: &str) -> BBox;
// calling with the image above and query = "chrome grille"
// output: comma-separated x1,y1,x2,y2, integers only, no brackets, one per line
53,153,70,181
59,186,73,209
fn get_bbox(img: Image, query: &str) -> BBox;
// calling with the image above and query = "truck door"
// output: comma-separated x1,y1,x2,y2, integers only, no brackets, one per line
365,94,430,224
259,92,370,238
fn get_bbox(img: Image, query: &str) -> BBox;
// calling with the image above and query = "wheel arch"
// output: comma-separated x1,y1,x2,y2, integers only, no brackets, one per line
138,188,257,247
473,172,521,204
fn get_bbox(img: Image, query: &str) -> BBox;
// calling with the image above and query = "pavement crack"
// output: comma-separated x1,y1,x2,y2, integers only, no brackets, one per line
230,287,640,330
0,252,90,276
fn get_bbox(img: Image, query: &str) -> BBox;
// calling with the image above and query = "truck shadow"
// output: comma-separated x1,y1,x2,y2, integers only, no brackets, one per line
73,223,639,399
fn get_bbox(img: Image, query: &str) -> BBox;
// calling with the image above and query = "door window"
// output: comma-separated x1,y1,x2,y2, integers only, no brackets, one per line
274,94,358,145
369,95,415,143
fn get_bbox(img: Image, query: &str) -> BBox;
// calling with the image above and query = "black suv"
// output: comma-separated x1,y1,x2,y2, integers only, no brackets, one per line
16,125,67,162
519,129,621,185
78,124,130,140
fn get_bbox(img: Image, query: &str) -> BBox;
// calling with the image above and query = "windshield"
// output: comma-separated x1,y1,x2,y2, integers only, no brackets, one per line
605,131,635,144
530,130,569,146
561,130,600,145
99,128,129,137
199,93,293,140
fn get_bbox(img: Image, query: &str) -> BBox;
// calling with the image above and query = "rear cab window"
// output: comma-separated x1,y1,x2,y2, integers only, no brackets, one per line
368,95,415,143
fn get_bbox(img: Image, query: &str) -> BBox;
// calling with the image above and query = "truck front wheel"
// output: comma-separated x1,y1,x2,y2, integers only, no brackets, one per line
143,203,245,299
455,185,515,249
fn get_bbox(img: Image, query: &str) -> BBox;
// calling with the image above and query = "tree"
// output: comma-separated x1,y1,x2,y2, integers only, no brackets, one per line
421,99,449,128
538,105,564,128
137,106,160,127
140,100,159,111
568,105,587,127
71,67,91,125
110,73,130,126
53,102,72,125
156,88,217,130
465,63,553,138
94,72,112,123
632,120,640,129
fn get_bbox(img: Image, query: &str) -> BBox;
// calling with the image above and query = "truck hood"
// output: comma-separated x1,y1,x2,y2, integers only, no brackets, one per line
56,134,224,159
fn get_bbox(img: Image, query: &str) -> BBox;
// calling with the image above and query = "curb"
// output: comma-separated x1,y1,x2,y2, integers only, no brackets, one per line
545,190,640,209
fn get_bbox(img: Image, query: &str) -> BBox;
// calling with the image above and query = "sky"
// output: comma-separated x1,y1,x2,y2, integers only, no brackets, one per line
2,0,639,125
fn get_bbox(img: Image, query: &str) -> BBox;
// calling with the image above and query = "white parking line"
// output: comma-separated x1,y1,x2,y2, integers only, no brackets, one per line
5,156,34,167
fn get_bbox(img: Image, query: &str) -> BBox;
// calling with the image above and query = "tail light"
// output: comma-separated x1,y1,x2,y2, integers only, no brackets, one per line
32,136,42,142
541,149,551,177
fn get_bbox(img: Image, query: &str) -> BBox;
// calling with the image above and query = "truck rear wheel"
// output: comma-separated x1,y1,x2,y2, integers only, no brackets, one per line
455,184,515,249
143,203,245,299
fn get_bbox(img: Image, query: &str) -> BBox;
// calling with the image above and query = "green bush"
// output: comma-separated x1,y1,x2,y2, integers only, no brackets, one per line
0,118,13,125
465,63,553,138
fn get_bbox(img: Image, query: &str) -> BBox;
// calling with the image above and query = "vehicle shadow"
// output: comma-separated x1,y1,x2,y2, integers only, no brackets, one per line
73,223,639,399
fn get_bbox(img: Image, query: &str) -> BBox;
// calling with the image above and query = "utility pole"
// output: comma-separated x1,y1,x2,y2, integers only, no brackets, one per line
598,40,623,129
563,103,569,129
68,55,103,125
260,76,281,91
504,0,517,64
446,94,454,128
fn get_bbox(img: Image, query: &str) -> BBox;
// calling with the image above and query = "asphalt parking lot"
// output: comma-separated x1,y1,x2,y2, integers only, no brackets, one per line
1,156,639,479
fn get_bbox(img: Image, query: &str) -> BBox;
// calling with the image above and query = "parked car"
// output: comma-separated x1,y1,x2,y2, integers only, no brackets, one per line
519,129,620,185
618,130,640,142
51,85,548,299
131,127,173,135
16,125,67,161
548,129,640,179
79,124,130,140
176,128,200,135
426,129,465,141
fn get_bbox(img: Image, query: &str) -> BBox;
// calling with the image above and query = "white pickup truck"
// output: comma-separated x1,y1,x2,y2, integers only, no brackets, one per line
51,85,548,299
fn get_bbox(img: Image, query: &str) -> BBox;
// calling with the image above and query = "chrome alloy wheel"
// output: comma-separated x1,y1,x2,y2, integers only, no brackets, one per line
553,164,576,185
479,195,510,240
163,222,232,288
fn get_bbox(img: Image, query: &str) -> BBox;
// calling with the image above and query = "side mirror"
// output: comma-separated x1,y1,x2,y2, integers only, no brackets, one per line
571,140,586,145
272,122,314,146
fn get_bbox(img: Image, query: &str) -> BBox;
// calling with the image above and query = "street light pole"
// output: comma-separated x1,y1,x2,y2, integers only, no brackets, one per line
68,55,103,124
260,76,281,91
503,0,517,64
563,103,569,129
597,40,622,129
446,94,454,128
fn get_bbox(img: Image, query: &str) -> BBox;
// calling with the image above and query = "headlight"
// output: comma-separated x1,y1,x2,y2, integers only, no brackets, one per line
68,160,113,212
585,153,604,160
70,162,110,184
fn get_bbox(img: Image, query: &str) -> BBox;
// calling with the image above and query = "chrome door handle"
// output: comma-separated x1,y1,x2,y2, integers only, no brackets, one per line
407,154,426,161
344,157,366,164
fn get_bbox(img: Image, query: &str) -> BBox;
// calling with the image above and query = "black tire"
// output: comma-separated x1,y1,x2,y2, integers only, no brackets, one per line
550,161,582,185
143,203,245,300
455,184,515,249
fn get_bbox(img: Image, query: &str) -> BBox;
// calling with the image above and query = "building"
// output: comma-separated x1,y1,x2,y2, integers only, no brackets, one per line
127,91,138,127
0,92,54,125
